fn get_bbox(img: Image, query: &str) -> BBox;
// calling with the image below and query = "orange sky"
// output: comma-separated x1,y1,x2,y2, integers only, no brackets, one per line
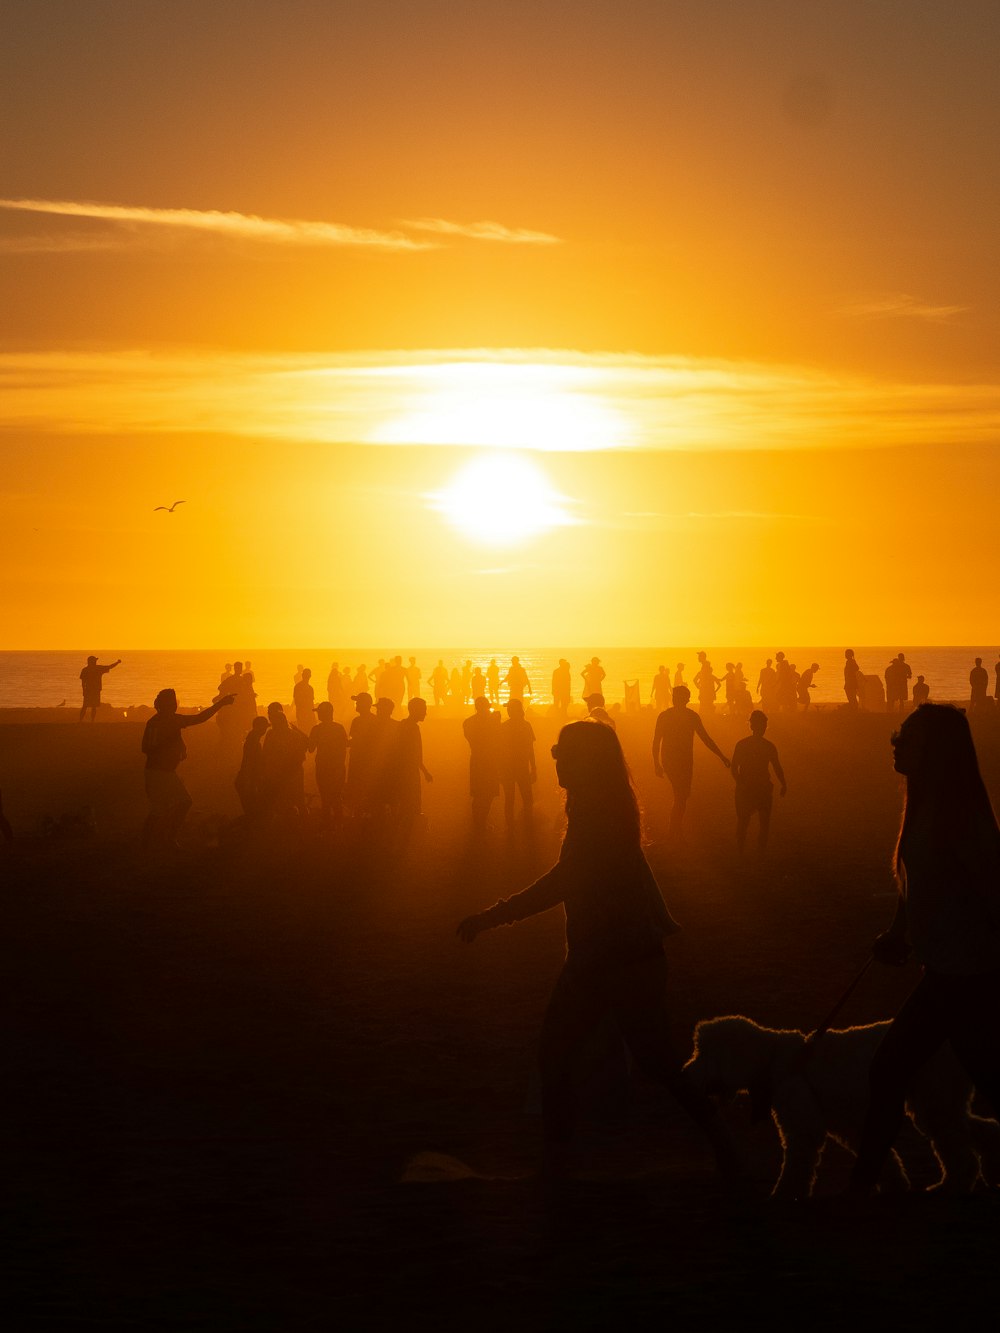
1,1,998,647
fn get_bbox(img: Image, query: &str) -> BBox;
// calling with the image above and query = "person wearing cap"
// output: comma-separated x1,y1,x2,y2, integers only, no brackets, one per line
141,686,234,851
308,701,348,825
500,698,537,827
79,654,122,722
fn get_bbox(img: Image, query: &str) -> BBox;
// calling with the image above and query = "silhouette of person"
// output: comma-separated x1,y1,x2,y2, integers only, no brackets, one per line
912,674,930,706
757,658,777,712
234,715,270,819
261,702,308,821
404,656,421,703
328,662,346,710
430,660,449,708
367,698,400,820
470,664,487,702
582,692,615,729
797,663,820,710
308,700,348,825
503,656,531,702
849,705,1000,1195
995,657,1000,704
884,652,912,714
457,721,743,1186
652,685,730,841
79,655,122,722
383,656,406,708
462,659,473,705
393,697,432,841
141,687,234,851
486,658,500,706
693,652,721,714
651,665,672,713
228,661,257,731
581,657,605,699
500,698,537,828
369,659,387,700
843,649,861,709
673,663,686,689
970,657,989,709
449,666,463,705
347,692,376,814
731,711,787,854
353,665,369,695
293,668,315,734
463,697,500,834
552,658,572,717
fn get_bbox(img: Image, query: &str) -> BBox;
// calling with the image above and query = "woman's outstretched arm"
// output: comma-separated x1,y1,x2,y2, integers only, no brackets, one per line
457,862,569,942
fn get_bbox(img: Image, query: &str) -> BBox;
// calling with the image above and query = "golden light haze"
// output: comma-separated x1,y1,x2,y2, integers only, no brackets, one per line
2,2,998,647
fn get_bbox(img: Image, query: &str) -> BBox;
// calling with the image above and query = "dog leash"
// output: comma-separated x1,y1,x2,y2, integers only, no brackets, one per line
792,954,875,1071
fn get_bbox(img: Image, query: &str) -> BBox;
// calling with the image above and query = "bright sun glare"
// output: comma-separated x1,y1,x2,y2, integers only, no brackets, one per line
430,454,575,546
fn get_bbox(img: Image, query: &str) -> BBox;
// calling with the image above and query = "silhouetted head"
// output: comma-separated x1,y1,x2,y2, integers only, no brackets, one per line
893,704,999,871
897,653,905,662
352,692,372,714
302,668,311,682
473,696,491,716
234,662,243,674
505,698,524,719
315,701,333,721
583,693,605,711
550,719,640,850
916,675,925,684
698,651,707,663
153,688,177,714
672,685,691,707
559,658,569,667
749,710,768,735
250,716,269,736
87,655,98,665
408,657,416,666
975,657,983,667
511,656,520,665
811,662,820,672
407,697,427,722
725,662,734,672
266,701,286,723
845,649,855,659
376,698,394,718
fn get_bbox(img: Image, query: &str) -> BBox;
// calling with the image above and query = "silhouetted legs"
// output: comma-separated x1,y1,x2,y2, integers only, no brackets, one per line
851,969,1000,1192
736,787,773,854
665,766,692,841
539,957,741,1178
503,775,534,828
142,771,192,852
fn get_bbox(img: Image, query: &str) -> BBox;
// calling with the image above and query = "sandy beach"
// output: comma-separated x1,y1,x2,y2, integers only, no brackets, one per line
4,704,999,1327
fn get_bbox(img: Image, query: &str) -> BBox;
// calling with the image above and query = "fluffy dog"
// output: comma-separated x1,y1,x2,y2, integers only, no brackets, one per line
686,1015,1000,1199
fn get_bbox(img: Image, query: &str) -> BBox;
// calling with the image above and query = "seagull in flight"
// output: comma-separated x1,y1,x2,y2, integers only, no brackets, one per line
154,500,186,513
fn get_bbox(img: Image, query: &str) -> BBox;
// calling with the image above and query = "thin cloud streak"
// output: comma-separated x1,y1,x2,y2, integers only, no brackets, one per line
0,198,433,251
400,217,562,245
836,293,968,323
1,348,999,453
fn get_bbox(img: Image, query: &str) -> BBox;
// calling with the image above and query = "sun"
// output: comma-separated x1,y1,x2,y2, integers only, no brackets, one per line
429,454,575,546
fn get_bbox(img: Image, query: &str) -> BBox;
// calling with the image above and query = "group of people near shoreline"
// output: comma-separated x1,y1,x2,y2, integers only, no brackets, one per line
16,651,1000,1203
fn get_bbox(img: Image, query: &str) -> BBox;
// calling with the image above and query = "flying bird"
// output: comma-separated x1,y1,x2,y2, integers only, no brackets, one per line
154,500,186,513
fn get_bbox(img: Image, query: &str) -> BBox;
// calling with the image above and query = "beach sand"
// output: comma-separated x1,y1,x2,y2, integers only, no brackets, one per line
4,705,999,1327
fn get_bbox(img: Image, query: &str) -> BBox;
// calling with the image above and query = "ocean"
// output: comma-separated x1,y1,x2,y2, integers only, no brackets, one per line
1,646,996,711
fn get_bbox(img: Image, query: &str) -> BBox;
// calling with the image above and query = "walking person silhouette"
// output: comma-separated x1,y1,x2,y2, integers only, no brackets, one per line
457,720,743,1188
849,705,1000,1195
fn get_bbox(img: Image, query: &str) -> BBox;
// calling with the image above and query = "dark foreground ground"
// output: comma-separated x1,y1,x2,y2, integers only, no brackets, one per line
3,707,999,1329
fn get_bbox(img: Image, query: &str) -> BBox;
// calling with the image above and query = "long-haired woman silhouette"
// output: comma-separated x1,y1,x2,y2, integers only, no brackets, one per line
458,718,742,1184
851,704,1000,1192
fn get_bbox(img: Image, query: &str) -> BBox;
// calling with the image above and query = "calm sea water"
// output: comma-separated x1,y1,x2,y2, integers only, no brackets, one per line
1,647,996,710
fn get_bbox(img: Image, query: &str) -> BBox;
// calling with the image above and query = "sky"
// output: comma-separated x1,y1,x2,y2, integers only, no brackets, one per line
1,0,998,648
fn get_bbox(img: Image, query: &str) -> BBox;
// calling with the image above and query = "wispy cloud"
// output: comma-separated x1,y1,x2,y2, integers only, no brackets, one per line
0,198,433,251
1,347,999,454
836,293,968,323
0,199,562,253
400,217,561,245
